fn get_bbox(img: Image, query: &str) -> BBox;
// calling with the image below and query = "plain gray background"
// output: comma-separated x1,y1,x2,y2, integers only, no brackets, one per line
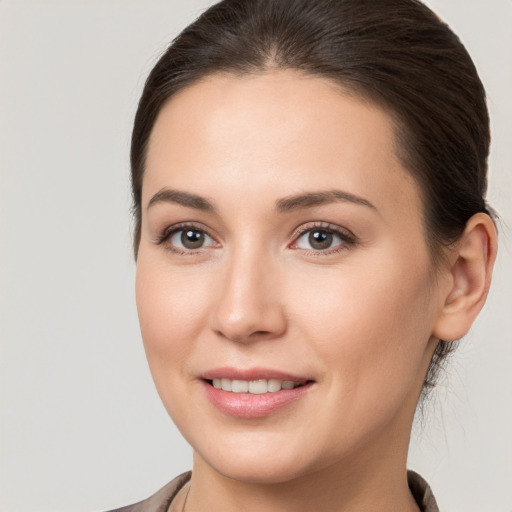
0,1,510,511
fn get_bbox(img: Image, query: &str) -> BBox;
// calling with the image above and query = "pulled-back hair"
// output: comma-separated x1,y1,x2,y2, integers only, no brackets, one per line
130,0,493,392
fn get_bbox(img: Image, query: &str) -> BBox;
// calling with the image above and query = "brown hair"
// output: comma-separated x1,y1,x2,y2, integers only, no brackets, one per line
130,0,493,391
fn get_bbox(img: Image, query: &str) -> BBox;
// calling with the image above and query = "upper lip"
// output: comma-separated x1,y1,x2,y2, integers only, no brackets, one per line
200,367,313,382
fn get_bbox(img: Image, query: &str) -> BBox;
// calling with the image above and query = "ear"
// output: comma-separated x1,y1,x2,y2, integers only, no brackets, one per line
433,212,497,342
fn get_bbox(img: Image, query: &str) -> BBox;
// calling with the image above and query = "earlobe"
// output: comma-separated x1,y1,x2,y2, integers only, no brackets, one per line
433,212,497,342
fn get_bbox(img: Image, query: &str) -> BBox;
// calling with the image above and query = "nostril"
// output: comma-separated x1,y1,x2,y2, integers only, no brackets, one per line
252,330,272,337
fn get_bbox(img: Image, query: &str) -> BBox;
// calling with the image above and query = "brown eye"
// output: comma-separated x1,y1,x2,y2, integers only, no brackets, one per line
308,230,333,250
181,229,205,249
167,227,216,251
294,225,355,253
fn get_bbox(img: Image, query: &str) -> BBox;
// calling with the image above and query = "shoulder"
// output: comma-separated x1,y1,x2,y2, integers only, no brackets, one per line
407,470,439,512
104,472,191,512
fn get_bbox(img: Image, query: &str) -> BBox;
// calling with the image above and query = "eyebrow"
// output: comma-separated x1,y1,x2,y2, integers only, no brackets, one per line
147,187,376,214
276,190,376,212
147,188,216,212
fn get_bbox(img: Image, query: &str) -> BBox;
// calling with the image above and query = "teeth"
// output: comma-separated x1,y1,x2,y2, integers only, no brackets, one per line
267,379,282,392
248,379,267,394
232,380,249,393
221,378,232,391
210,378,305,394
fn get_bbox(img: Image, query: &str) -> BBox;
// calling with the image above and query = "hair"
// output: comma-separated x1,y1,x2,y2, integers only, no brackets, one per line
130,0,493,393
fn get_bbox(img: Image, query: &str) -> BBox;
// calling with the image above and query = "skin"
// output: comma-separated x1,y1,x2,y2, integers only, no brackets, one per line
135,70,496,512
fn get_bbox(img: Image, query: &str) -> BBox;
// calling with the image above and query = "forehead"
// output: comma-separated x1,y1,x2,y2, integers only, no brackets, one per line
144,70,421,219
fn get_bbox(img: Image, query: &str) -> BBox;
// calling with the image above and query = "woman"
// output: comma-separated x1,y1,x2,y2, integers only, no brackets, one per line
113,0,497,510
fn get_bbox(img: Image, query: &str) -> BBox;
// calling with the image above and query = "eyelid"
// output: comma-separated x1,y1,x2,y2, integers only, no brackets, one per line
289,222,358,253
153,220,358,256
153,222,220,252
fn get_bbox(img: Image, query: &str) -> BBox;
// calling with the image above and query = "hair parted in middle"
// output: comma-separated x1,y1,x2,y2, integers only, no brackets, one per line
130,0,492,393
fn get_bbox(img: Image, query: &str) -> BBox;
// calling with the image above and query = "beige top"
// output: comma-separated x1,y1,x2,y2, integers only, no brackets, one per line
106,470,439,512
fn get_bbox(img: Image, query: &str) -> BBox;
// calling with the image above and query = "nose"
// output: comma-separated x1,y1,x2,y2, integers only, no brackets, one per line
210,249,287,343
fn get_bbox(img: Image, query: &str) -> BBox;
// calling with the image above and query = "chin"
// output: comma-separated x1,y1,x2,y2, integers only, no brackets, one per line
203,452,316,485
188,427,334,485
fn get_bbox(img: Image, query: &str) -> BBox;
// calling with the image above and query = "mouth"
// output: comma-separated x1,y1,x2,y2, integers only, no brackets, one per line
200,369,315,418
206,378,309,394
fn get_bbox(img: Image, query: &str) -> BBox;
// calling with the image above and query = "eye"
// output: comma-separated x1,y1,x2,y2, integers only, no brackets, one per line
292,224,356,253
156,224,218,253
296,229,340,251
171,228,212,250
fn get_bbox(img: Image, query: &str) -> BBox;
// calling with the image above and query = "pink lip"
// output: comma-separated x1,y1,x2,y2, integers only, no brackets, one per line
201,366,310,382
200,367,314,419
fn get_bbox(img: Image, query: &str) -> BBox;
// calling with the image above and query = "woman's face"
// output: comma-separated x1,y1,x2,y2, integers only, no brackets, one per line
136,70,443,483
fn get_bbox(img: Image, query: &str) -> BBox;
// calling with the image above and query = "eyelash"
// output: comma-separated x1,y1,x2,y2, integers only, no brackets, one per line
154,222,217,255
290,222,358,255
154,222,358,256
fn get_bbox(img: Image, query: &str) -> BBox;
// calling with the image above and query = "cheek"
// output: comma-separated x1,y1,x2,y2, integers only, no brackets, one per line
135,255,213,374
288,253,435,399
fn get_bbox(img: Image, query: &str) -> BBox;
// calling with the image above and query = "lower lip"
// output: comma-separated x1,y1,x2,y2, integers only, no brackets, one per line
202,381,313,418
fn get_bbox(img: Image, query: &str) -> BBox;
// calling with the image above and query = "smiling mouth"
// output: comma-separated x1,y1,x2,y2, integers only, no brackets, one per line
207,378,309,394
